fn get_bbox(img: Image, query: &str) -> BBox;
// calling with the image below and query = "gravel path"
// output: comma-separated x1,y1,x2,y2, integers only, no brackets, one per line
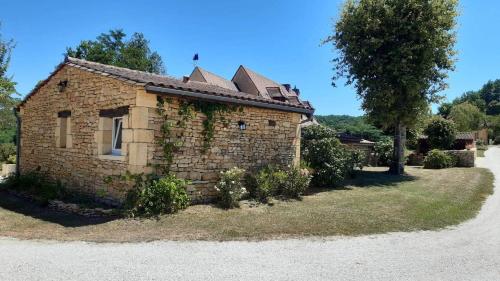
1,147,499,281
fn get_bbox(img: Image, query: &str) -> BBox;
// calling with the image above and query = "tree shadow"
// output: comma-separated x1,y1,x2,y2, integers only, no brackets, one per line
306,168,418,195
0,191,119,227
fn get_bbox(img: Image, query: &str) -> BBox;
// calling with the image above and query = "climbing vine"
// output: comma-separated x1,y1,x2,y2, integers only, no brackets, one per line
155,96,243,172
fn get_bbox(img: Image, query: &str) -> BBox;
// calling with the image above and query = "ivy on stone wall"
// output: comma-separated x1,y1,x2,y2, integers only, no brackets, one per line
155,96,243,172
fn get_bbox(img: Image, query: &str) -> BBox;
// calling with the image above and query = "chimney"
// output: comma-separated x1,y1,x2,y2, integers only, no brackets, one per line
282,84,291,91
182,76,190,83
293,86,300,96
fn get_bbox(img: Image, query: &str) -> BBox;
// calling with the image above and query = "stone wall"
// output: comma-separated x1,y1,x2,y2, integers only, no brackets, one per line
19,65,302,203
19,65,142,202
146,97,302,202
444,150,476,167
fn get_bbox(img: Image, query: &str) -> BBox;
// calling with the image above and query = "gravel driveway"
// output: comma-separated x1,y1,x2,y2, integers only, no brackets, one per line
1,147,499,281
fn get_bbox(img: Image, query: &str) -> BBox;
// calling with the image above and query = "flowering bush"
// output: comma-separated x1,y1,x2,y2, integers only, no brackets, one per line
215,167,247,209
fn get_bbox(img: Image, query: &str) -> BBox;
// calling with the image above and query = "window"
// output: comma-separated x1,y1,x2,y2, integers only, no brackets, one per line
268,120,276,127
266,87,282,97
111,117,123,155
56,111,71,148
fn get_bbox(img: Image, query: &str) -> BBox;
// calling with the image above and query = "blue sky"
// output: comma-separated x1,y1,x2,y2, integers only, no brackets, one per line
1,0,499,116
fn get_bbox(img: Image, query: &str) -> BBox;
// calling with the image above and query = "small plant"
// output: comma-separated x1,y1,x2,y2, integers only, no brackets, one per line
215,167,246,209
0,143,15,163
246,165,286,202
126,174,190,217
277,167,311,199
423,150,457,169
245,165,311,202
6,154,16,164
0,171,66,204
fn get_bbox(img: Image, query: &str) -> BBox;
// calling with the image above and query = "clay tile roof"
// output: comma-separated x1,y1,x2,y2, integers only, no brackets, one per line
18,57,314,114
456,132,475,140
193,67,239,91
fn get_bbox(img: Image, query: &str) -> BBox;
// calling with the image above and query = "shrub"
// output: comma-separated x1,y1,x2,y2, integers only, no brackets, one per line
6,154,16,164
245,165,311,202
278,167,311,199
424,117,457,150
246,165,286,202
423,150,457,169
494,136,500,145
126,174,189,217
215,167,246,209
0,171,65,204
301,125,336,144
302,137,362,187
0,143,15,163
374,136,393,166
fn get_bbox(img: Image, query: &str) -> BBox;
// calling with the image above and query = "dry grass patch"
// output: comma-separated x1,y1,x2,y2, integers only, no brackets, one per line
0,167,494,242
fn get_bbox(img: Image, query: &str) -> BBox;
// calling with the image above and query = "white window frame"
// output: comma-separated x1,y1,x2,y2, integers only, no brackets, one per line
111,117,123,156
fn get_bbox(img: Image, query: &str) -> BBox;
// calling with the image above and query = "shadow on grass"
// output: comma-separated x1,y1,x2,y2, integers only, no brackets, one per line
306,168,418,195
0,191,118,227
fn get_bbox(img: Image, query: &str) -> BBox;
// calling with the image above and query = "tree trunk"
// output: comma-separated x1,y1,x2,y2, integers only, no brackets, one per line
389,122,406,175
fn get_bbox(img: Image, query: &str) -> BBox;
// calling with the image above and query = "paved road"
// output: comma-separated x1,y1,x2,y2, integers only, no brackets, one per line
1,147,499,281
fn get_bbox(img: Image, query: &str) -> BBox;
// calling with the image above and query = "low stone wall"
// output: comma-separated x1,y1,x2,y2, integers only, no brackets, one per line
1,164,16,177
444,150,475,167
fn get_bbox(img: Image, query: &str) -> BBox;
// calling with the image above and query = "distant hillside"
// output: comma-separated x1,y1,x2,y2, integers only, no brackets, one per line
315,115,384,141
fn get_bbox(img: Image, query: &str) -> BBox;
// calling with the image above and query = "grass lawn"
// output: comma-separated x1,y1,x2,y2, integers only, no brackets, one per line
0,166,494,242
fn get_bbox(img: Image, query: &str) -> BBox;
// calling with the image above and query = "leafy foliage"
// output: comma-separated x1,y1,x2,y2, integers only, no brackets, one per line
325,0,458,174
66,29,165,74
423,150,457,169
315,115,384,141
439,79,500,116
0,172,66,204
374,137,393,166
125,174,189,217
424,117,457,150
215,167,247,209
245,165,311,202
448,102,486,131
302,137,362,187
0,142,15,163
0,24,18,137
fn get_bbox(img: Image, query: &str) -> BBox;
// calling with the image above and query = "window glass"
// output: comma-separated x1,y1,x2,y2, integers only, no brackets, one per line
112,117,123,155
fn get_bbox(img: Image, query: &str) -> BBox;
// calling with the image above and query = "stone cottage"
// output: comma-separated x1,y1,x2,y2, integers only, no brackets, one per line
16,57,314,203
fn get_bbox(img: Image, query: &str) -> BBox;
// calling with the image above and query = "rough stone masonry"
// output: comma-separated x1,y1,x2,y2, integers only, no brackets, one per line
17,58,310,203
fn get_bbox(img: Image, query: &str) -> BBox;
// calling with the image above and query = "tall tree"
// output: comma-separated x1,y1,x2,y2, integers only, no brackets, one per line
66,29,165,74
448,102,486,131
325,0,458,174
0,23,18,133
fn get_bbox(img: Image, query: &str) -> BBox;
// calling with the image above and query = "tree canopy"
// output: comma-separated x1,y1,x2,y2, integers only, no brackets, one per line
448,102,486,131
315,115,384,141
66,29,165,74
326,0,458,174
438,79,500,116
0,23,18,138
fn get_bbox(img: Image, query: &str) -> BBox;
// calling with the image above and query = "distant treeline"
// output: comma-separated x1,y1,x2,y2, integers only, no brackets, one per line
315,115,385,142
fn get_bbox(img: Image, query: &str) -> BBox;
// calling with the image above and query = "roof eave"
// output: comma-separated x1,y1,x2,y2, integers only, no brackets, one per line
145,85,314,116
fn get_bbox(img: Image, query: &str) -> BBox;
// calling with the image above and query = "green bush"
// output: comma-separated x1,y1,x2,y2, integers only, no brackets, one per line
0,171,65,204
301,125,337,144
6,154,15,164
278,167,311,199
302,137,363,187
494,136,500,145
374,136,393,166
424,117,457,150
423,150,457,169
246,165,286,202
126,174,189,217
0,143,15,163
215,167,247,209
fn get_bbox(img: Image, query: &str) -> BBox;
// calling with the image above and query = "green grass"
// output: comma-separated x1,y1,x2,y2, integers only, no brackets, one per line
0,167,494,242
